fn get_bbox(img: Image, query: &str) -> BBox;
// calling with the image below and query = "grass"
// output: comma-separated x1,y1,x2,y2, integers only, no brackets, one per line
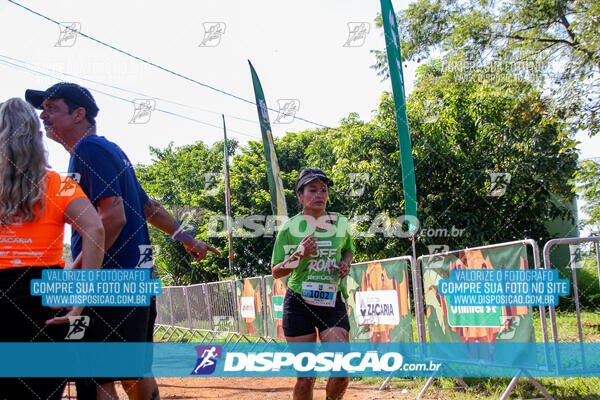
153,325,277,343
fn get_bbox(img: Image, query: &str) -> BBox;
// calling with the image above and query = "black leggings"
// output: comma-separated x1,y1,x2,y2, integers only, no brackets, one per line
0,266,68,400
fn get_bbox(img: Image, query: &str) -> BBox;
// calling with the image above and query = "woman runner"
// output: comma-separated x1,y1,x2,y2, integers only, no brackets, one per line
271,168,355,400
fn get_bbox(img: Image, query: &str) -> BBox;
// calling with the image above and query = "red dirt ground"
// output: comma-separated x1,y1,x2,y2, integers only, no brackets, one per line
64,377,412,399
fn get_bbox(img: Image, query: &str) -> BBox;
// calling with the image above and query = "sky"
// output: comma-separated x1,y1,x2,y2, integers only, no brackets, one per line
1,0,599,238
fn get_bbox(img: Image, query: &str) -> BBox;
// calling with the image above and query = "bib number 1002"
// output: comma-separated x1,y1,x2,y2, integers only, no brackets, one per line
303,289,334,300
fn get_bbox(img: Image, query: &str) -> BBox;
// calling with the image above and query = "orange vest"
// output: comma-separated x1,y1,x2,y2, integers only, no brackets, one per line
0,170,87,268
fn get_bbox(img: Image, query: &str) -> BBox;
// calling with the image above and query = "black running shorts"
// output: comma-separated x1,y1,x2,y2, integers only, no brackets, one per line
282,288,350,337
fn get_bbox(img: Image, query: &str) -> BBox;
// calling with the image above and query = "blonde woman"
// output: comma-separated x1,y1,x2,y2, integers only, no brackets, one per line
0,98,104,400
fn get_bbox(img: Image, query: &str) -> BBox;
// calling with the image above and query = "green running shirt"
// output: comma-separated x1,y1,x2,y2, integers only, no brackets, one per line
271,212,356,298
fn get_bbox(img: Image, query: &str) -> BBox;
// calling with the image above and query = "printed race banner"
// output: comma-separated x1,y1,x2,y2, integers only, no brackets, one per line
421,245,534,344
248,60,288,227
235,277,265,337
345,259,413,342
379,0,418,227
264,275,287,340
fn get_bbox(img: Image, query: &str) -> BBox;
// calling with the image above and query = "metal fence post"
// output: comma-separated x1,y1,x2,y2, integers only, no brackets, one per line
527,239,549,344
203,284,213,331
260,276,268,338
183,286,193,331
596,242,600,292
233,279,240,335
411,257,426,343
167,287,174,328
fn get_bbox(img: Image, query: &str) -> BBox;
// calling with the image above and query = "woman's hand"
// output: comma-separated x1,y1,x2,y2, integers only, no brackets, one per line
45,306,85,325
296,235,317,260
338,260,350,279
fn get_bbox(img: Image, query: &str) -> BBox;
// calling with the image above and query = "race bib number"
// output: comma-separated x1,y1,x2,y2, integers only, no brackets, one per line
301,281,337,307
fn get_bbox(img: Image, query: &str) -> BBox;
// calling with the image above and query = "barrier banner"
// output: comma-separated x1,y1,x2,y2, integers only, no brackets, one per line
264,275,287,340
421,245,534,344
235,278,265,337
345,259,413,342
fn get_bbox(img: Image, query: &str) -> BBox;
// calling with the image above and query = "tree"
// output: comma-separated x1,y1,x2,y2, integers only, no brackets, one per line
305,62,578,259
136,141,233,285
372,0,600,135
136,131,322,281
574,159,600,232
136,60,578,281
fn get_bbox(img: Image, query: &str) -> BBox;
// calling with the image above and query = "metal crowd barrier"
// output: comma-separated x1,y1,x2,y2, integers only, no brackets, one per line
543,236,600,375
154,256,420,344
152,238,597,399
414,239,554,400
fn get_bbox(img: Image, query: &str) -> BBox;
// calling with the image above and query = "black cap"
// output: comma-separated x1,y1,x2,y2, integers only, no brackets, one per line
295,168,334,193
25,82,99,119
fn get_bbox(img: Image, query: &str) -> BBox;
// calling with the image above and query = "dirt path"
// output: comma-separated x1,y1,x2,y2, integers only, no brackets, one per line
154,377,410,399
62,377,412,399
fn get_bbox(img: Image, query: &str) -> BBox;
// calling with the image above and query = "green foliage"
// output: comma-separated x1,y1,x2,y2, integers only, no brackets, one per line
136,141,234,284
564,254,600,310
574,159,600,230
372,0,600,135
136,59,577,283
304,63,578,259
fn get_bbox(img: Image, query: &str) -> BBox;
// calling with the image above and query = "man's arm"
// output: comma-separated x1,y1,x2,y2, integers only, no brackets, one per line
71,195,126,269
96,196,127,248
143,198,222,261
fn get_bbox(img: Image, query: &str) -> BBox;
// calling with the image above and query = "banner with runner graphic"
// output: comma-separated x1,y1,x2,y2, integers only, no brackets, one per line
421,244,535,344
345,259,413,342
235,277,265,337
264,275,287,340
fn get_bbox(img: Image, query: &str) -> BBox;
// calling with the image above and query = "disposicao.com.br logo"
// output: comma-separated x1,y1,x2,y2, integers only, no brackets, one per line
188,344,441,377
191,345,222,375
223,351,413,373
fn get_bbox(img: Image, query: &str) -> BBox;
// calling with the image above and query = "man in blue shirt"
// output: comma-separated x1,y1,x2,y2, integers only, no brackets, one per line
26,82,221,400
